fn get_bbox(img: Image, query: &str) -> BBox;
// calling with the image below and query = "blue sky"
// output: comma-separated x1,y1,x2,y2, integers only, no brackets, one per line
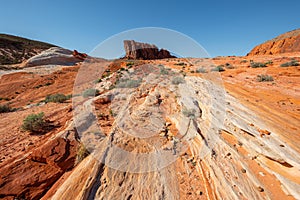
1,0,300,57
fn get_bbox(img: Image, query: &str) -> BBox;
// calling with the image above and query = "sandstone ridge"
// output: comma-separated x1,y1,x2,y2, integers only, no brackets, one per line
248,29,300,56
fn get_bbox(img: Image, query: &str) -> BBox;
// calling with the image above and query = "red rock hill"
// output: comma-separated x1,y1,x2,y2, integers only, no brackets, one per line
247,29,300,56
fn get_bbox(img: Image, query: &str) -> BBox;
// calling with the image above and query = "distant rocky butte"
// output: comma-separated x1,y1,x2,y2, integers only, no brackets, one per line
0,34,55,65
248,29,300,56
123,40,176,60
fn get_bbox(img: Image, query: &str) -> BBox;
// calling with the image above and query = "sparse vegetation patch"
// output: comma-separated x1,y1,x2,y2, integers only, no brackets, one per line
250,62,267,68
116,78,142,88
280,60,299,67
196,68,207,73
211,65,225,72
257,74,274,82
82,89,100,98
0,104,14,113
22,112,47,132
171,76,185,85
45,93,70,103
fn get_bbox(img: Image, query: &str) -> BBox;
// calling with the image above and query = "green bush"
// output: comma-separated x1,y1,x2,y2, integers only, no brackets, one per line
159,65,169,75
175,62,186,66
225,63,234,69
196,68,207,73
126,62,134,67
257,74,274,82
280,60,299,67
45,93,69,103
250,62,267,68
0,104,12,113
182,108,196,119
22,112,47,132
265,60,273,65
116,78,142,88
75,143,90,165
82,89,100,98
211,65,225,72
171,76,185,85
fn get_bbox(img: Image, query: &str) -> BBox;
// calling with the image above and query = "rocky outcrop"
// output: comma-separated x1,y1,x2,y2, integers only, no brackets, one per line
73,50,88,61
50,61,300,199
21,47,86,67
123,40,175,60
247,29,300,56
0,125,79,200
0,34,55,65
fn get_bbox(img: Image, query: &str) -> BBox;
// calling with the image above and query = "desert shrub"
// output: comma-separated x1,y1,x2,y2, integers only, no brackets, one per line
22,112,47,132
44,82,52,86
82,89,100,98
257,74,274,82
126,62,134,67
171,76,185,85
35,84,43,89
196,68,207,73
280,60,299,67
225,63,235,69
182,108,196,119
250,62,267,68
116,78,142,88
240,60,248,63
265,60,273,65
211,65,225,72
101,72,110,79
75,143,90,164
45,93,69,103
159,65,169,75
0,104,12,113
175,62,186,66
95,78,102,83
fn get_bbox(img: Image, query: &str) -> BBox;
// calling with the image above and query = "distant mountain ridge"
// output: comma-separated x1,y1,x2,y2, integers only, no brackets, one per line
247,29,300,56
0,34,56,65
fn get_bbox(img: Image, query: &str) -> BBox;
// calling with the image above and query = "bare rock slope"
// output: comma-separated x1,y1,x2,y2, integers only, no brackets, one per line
0,34,55,65
0,42,299,199
248,29,300,56
50,59,300,200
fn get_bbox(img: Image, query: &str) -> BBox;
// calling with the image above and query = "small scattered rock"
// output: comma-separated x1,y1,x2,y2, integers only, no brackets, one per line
241,168,247,173
259,172,265,176
258,186,264,192
166,122,172,127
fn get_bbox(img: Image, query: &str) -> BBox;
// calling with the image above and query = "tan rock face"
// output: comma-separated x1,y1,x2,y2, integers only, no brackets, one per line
248,29,300,56
124,40,175,60
0,119,79,200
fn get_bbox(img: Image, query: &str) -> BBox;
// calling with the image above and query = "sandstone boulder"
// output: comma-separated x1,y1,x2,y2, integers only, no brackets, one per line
21,47,86,67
